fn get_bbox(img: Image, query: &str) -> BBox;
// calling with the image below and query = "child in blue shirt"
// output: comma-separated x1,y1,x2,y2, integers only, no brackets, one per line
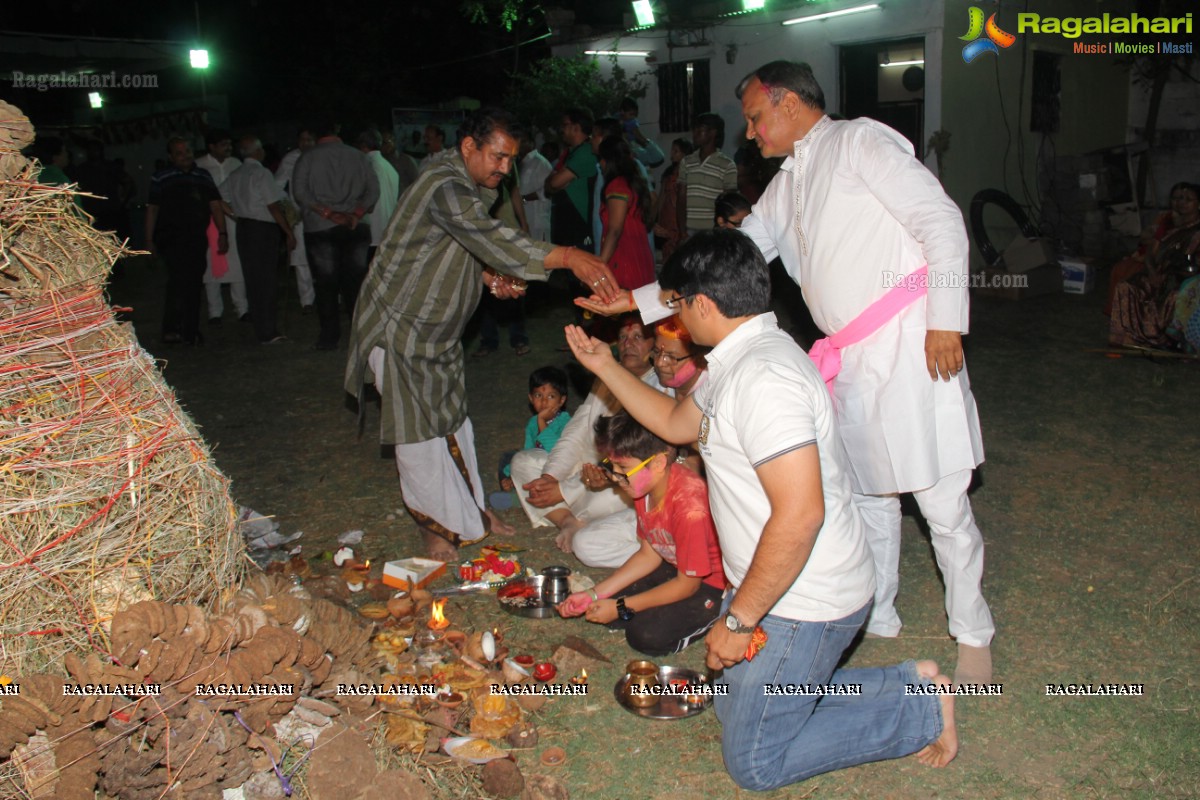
498,366,571,492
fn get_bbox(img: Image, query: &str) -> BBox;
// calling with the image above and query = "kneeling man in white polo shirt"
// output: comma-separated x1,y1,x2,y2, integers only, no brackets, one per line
564,229,958,790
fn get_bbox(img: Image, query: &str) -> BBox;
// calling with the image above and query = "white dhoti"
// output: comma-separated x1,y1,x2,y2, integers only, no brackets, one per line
291,218,315,307
509,448,638,567
370,347,487,544
204,216,249,318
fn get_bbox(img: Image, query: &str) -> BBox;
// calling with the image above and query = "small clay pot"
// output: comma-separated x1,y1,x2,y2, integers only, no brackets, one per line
388,593,415,618
540,746,566,767
436,691,465,710
514,654,535,667
443,629,468,652
532,662,556,682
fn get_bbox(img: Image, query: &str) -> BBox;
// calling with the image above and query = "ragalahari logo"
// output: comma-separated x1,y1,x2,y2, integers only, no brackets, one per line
960,6,1017,63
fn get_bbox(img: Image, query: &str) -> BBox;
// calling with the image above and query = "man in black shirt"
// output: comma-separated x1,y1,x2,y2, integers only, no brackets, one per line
145,137,226,345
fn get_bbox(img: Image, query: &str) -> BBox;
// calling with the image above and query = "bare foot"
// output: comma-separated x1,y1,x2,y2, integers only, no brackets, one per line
915,674,958,768
554,517,584,554
422,530,458,562
485,509,515,537
954,643,992,686
915,660,939,680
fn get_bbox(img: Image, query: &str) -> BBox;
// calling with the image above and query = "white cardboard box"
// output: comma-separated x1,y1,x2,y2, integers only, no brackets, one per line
382,558,446,590
1060,258,1095,294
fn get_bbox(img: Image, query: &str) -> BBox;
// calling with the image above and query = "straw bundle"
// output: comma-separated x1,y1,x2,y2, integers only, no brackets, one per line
0,101,244,675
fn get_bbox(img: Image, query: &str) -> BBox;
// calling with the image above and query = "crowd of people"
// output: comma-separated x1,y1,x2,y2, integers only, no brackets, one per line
25,59,1034,790
341,60,988,790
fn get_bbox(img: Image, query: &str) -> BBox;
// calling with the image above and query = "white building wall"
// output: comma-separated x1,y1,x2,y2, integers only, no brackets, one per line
553,0,946,168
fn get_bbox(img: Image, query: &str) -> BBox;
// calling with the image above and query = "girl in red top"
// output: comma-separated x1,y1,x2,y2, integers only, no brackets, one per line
598,136,656,292
558,411,726,655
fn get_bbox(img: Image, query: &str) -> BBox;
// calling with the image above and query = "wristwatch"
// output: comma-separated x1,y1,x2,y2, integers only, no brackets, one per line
616,597,635,621
724,610,756,634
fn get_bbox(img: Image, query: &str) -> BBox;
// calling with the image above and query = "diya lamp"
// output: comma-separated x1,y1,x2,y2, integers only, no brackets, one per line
427,598,450,631
340,558,371,593
569,668,588,686
514,654,535,668
532,662,556,682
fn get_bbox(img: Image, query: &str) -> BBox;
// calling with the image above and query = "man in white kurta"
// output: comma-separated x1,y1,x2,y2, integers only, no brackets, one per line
736,61,993,682
626,61,994,683
195,130,249,322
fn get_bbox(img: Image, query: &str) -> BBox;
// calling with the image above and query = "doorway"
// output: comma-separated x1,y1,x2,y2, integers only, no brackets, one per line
840,38,925,155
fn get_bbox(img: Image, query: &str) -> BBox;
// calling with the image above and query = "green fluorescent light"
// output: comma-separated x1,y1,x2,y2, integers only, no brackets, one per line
632,0,655,27
743,0,767,9
189,49,209,69
88,92,102,109
586,50,652,57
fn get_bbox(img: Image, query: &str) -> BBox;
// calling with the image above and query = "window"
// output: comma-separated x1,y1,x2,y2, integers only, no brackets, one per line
657,59,710,133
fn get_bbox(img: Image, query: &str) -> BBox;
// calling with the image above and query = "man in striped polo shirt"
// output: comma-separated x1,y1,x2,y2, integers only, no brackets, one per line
677,113,738,240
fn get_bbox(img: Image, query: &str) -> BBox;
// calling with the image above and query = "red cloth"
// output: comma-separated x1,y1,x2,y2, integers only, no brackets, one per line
205,219,227,279
600,176,656,290
636,464,726,591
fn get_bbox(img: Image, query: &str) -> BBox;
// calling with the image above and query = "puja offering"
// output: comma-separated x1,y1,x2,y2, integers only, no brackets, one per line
614,664,714,719
442,736,509,764
532,662,557,682
498,575,558,618
514,654,535,667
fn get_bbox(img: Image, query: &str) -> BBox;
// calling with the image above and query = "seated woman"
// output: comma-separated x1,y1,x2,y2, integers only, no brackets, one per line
1105,182,1197,315
577,314,708,520
557,411,726,656
1110,182,1200,349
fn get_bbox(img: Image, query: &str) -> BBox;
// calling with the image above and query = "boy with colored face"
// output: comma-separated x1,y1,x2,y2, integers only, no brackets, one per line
556,412,726,656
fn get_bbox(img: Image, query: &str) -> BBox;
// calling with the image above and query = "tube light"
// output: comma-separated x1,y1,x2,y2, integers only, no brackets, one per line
585,50,652,57
782,3,881,26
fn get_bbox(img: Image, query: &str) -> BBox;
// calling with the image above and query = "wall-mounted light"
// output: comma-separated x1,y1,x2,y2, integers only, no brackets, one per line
782,3,881,26
586,50,652,57
880,59,924,67
189,49,209,69
743,0,766,9
88,92,103,109
632,0,655,27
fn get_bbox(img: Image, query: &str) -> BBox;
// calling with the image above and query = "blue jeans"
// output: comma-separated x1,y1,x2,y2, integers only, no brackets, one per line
714,600,943,791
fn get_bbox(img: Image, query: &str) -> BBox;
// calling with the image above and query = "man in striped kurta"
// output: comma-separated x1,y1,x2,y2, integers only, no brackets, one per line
345,108,618,561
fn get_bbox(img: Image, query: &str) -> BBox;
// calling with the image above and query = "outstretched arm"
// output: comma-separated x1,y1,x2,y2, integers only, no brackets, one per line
564,325,701,445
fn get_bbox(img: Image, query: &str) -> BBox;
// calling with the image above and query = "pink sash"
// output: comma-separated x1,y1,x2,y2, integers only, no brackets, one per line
808,265,928,394
206,219,228,279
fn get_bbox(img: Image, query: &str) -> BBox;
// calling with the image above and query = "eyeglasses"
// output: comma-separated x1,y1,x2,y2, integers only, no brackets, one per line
599,454,659,485
651,347,694,366
664,293,697,310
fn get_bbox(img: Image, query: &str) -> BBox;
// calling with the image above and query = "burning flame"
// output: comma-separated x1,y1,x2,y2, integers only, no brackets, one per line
580,668,587,680
428,598,449,630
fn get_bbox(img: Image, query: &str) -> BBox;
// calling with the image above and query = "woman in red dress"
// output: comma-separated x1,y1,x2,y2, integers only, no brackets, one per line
598,136,656,291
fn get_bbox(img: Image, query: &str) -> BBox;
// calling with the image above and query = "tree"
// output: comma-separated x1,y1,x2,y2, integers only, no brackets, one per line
502,55,649,141
461,0,547,73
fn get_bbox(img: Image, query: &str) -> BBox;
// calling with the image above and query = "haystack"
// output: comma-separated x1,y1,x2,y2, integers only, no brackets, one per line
0,101,245,674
